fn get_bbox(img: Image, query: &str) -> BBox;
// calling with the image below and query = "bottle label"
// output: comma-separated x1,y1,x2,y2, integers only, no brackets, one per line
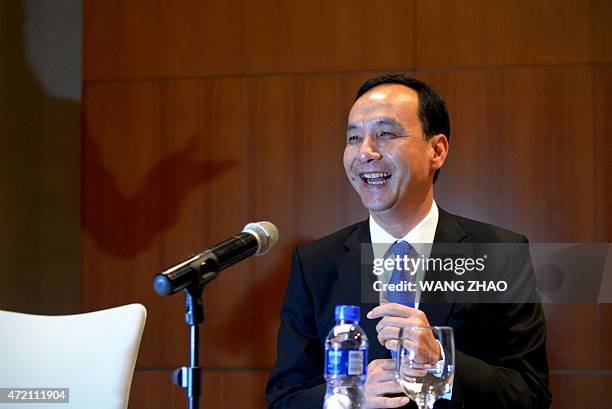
325,349,366,376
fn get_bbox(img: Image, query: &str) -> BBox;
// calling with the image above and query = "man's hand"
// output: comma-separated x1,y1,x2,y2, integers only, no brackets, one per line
364,359,409,408
367,303,440,363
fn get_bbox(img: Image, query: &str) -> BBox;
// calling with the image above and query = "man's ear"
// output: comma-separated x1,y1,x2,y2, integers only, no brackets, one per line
429,134,449,170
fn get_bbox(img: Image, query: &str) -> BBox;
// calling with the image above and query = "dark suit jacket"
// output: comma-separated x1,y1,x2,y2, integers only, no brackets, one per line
265,209,552,409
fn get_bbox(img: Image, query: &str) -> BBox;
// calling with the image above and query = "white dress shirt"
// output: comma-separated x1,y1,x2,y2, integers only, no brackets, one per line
369,201,452,400
369,200,440,308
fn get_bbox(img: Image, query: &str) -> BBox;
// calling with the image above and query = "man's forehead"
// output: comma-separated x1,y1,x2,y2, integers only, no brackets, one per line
346,117,403,132
348,85,419,129
359,83,417,103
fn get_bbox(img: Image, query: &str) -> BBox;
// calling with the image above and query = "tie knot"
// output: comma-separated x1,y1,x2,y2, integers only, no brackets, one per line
391,240,413,257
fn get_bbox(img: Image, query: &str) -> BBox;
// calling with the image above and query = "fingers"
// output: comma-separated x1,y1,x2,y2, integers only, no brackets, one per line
398,367,428,378
378,326,400,350
367,362,398,383
367,303,422,320
375,316,422,333
366,379,403,395
367,358,396,371
398,328,441,362
365,359,409,408
384,339,399,353
376,316,424,350
372,309,433,355
364,396,410,409
397,338,441,364
368,369,398,383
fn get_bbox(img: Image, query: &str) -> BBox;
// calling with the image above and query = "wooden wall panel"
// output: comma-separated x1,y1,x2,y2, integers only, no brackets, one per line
592,0,612,63
415,0,595,67
83,0,244,81
420,66,595,242
82,73,378,369
83,0,415,81
243,0,414,74
415,66,605,373
242,73,370,237
235,73,368,368
592,65,611,374
596,304,612,368
544,304,597,369
593,66,611,242
129,370,268,408
82,78,249,367
550,375,611,409
82,1,612,408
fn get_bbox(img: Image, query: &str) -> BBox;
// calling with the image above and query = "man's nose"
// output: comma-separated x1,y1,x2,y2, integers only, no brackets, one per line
359,135,382,162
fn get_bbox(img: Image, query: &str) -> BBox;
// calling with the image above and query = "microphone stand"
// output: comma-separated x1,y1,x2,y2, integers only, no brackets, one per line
153,223,279,408
172,264,219,409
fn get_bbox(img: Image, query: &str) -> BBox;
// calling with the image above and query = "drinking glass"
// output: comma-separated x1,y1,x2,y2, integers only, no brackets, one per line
396,326,455,409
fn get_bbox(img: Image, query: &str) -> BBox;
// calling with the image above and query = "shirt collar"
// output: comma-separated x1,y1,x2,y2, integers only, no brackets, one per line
369,200,439,257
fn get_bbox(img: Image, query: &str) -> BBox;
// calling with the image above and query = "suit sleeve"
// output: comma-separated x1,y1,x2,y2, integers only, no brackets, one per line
452,237,552,409
265,248,326,409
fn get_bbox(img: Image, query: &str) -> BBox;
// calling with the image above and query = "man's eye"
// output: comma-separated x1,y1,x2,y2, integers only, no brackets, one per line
347,135,362,143
378,131,397,139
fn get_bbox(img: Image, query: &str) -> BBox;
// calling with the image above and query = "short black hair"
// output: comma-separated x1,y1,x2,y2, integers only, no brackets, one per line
356,74,450,182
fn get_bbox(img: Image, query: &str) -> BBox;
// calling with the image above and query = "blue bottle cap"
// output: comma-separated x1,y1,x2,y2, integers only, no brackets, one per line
335,305,360,322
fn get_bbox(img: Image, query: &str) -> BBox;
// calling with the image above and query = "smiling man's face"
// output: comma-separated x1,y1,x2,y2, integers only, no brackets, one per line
343,84,434,215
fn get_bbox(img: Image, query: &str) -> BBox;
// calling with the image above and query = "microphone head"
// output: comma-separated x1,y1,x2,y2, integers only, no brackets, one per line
243,221,279,255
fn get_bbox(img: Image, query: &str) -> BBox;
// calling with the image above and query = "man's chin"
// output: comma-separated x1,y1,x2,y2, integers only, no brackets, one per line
360,198,393,213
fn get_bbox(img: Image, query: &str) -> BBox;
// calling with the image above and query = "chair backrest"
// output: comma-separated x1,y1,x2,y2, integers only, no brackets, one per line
0,303,146,409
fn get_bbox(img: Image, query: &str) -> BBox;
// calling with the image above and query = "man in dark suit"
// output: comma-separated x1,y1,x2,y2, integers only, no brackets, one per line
265,74,551,409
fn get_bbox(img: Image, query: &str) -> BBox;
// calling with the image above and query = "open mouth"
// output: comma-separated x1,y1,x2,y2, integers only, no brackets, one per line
360,172,391,185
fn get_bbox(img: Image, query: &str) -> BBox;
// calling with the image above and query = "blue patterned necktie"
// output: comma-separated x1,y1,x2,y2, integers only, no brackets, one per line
384,240,417,359
384,241,453,399
384,240,417,307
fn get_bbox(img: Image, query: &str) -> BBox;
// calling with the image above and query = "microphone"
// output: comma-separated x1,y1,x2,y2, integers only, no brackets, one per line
153,221,279,296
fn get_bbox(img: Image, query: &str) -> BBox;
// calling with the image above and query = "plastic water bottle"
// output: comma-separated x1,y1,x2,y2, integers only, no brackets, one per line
323,305,368,409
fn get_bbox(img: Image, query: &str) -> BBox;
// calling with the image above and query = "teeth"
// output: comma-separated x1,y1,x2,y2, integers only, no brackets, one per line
360,172,391,185
362,172,390,179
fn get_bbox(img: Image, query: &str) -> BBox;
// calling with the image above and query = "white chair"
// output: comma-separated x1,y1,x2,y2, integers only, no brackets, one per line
0,303,146,409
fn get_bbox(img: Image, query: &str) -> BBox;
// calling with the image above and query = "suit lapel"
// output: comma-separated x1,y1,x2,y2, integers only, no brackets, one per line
433,208,466,245
332,209,468,359
334,221,389,361
420,208,467,326
334,222,368,306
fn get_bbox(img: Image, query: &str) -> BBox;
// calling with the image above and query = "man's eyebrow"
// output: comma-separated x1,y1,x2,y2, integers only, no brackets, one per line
346,123,359,133
346,118,402,133
372,118,402,128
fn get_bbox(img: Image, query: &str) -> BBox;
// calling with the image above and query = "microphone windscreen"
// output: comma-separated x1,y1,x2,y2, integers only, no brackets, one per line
243,221,279,255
